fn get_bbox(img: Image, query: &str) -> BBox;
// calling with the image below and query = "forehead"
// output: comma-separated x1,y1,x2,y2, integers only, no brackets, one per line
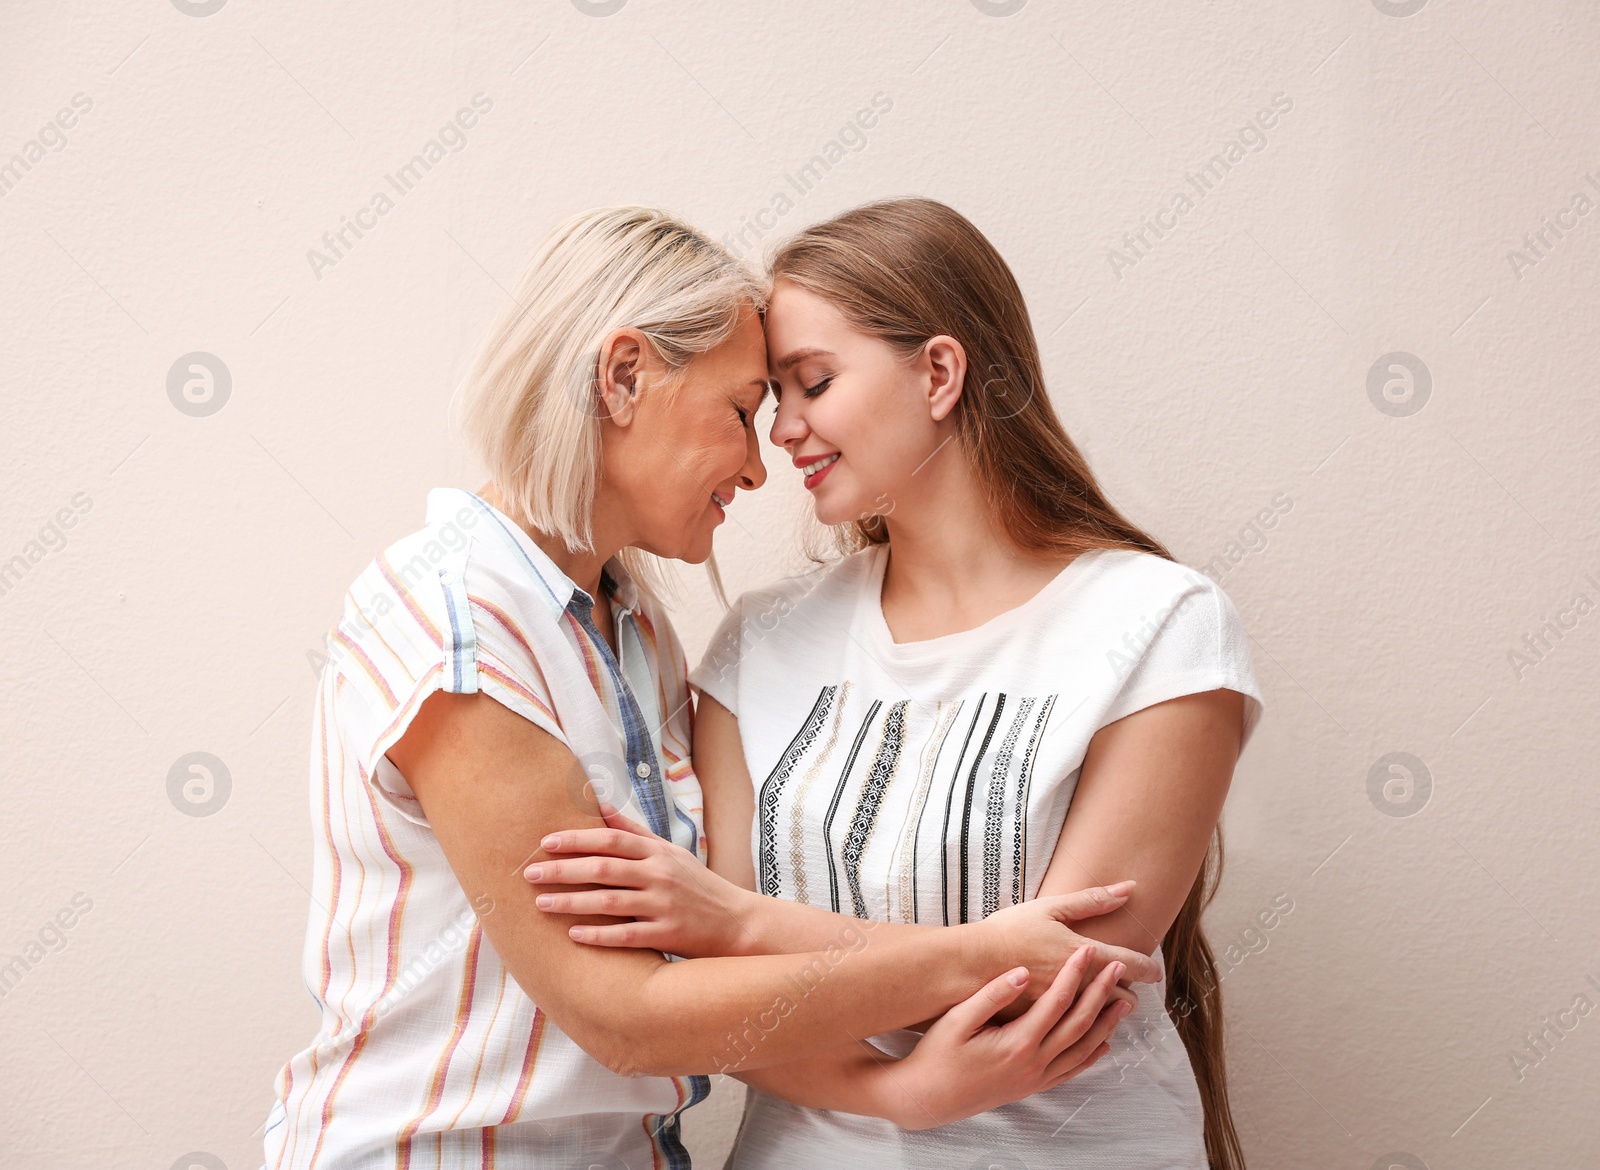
698,306,768,372
764,282,850,363
682,310,768,404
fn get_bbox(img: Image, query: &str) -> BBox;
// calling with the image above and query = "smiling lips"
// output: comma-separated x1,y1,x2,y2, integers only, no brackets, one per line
795,451,840,489
713,453,840,515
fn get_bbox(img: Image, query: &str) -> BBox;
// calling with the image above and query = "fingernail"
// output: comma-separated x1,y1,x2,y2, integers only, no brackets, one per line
1107,880,1136,895
1116,1000,1134,1019
1110,962,1125,982
598,801,617,815
535,894,553,909
524,865,543,881
569,926,585,942
541,836,559,850
1008,968,1029,987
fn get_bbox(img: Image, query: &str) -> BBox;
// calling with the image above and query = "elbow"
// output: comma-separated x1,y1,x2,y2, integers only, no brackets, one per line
520,968,702,1079
596,1030,688,1080
576,1015,682,1080
593,1027,652,1079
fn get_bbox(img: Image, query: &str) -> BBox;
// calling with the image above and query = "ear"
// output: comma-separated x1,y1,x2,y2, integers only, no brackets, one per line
923,335,967,423
595,327,647,427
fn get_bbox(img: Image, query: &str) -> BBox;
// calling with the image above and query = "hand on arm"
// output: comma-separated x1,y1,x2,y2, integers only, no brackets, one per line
733,945,1131,1129
531,804,1157,976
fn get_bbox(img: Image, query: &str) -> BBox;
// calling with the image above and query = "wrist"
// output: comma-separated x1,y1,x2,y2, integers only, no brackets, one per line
860,1054,919,1129
954,918,1003,990
871,1056,944,1131
725,885,771,957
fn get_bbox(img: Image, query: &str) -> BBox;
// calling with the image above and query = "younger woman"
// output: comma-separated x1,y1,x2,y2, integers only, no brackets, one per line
530,198,1266,1168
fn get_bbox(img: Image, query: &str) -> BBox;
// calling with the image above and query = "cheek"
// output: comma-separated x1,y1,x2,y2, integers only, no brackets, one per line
820,392,927,482
636,405,722,497
655,431,737,514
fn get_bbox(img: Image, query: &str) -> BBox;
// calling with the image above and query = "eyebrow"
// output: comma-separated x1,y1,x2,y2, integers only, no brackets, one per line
773,347,836,373
731,378,772,409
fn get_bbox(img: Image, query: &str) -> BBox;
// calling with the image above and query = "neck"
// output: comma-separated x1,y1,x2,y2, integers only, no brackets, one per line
877,450,1061,610
479,482,628,604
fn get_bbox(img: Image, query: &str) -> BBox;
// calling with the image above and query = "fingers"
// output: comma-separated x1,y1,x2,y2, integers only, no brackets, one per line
937,967,1033,1039
1105,984,1137,1013
531,887,653,917
1038,881,1136,923
1047,1040,1113,1089
566,921,660,949
597,801,657,839
1040,957,1128,1059
524,856,648,888
1008,946,1093,1047
538,825,656,860
1043,964,1135,1068
1046,997,1133,1082
1096,943,1163,986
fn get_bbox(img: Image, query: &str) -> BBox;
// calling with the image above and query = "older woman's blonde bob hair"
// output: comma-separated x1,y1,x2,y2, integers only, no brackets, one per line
454,206,767,597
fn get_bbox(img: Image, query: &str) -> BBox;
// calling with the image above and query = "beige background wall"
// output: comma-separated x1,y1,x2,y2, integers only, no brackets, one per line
3,1,1596,1167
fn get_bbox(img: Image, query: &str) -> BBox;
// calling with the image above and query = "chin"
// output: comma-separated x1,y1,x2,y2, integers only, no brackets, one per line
812,496,869,529
666,525,716,565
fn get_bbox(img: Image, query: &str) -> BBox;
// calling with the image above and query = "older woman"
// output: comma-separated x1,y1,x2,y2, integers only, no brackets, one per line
261,207,1156,1168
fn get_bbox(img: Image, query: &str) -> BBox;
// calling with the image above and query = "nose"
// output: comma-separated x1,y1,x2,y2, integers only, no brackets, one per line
768,391,807,451
738,421,767,490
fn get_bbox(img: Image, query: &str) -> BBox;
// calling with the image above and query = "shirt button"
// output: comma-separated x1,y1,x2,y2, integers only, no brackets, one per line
635,761,651,778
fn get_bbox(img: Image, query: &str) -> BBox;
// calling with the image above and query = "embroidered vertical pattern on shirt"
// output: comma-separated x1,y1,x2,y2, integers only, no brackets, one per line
755,684,836,896
788,681,853,906
748,687,1063,927
842,699,908,919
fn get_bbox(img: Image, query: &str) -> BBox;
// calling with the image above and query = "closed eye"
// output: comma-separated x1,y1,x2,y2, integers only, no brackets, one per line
803,376,834,398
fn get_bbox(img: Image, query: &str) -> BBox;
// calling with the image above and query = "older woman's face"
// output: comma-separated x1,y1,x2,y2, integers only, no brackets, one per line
614,306,770,564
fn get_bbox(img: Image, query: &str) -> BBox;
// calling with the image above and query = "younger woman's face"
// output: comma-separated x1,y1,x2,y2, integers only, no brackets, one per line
764,280,947,527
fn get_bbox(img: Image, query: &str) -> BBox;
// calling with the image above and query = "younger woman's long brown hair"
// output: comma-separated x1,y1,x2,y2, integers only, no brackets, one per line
769,197,1245,1170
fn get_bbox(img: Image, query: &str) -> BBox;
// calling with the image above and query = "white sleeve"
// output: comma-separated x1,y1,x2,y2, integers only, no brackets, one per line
688,594,745,718
1098,571,1265,751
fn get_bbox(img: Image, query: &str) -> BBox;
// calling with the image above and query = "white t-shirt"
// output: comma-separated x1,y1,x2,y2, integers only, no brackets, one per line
690,542,1264,1170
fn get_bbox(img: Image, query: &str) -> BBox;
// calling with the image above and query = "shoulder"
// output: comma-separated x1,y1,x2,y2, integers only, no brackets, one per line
1079,546,1213,599
732,546,876,634
1080,548,1263,736
688,549,870,710
325,522,461,696
1075,547,1245,638
321,494,561,719
321,496,576,781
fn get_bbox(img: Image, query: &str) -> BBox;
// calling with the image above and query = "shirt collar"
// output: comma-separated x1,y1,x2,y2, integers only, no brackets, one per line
426,488,641,621
602,558,642,616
